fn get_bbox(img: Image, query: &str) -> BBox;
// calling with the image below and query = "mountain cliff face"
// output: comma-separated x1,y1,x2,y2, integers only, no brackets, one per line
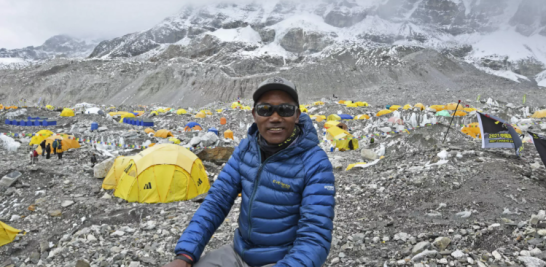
0,0,545,107
0,35,98,61
84,0,546,83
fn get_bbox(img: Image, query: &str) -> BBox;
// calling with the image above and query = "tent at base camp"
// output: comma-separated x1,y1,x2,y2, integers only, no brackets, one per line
36,134,80,154
29,130,54,145
154,129,173,138
326,126,359,151
60,108,75,117
102,156,135,190
112,144,210,203
0,221,22,247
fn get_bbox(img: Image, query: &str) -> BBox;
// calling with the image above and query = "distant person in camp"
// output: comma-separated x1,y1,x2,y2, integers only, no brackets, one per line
165,77,335,267
29,150,39,164
45,143,51,159
39,140,47,157
91,154,97,167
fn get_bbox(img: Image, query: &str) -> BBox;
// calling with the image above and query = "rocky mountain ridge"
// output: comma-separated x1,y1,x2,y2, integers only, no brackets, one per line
0,35,98,61
0,0,545,106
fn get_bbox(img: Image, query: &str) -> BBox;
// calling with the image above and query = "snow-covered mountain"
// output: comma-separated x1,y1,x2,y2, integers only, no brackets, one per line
0,35,98,62
1,0,545,107
86,0,546,85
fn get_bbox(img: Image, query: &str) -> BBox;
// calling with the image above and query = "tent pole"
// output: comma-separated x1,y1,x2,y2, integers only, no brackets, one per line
442,100,461,144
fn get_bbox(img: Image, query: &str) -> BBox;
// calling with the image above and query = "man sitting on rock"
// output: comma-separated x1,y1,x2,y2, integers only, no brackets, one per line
165,77,336,267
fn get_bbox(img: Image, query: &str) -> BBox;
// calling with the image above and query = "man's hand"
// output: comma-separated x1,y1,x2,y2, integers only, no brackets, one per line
162,259,191,267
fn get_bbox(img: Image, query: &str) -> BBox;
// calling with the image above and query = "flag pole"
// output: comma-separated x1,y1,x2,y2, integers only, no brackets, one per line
442,100,461,144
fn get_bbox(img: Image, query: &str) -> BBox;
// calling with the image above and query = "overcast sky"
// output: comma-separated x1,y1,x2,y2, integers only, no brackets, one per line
0,0,196,49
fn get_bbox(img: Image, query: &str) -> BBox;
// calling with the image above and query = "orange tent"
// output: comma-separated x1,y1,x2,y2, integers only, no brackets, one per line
446,103,462,111
144,128,155,134
154,129,174,138
220,117,227,125
430,105,446,112
224,130,234,140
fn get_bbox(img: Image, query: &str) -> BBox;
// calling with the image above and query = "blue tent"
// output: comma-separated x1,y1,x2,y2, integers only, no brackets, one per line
208,127,219,136
339,114,354,120
185,122,201,128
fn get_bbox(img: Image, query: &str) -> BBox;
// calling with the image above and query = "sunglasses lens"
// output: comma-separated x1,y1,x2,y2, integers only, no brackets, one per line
257,104,273,116
278,105,296,117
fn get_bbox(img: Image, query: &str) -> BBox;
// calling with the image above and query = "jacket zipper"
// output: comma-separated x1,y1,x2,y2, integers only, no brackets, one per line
243,144,296,256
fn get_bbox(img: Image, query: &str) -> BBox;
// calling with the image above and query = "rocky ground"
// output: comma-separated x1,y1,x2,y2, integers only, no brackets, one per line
1,99,546,267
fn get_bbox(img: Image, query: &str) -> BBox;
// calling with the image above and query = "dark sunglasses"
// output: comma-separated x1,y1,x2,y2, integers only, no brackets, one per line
255,103,298,117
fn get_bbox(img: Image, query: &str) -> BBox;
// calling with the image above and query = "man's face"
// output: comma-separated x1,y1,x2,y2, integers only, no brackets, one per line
252,90,301,145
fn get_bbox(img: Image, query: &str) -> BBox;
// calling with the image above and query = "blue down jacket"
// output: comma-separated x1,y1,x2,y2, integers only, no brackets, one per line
175,114,336,266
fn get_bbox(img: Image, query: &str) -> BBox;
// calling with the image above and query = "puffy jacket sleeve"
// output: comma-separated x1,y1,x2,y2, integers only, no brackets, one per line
274,149,336,267
174,144,243,262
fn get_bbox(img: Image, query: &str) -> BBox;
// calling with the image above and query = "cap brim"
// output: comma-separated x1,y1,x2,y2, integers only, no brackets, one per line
253,84,299,105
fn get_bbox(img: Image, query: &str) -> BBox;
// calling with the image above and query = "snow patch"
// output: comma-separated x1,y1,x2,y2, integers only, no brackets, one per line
208,25,261,44
474,65,530,83
536,70,546,87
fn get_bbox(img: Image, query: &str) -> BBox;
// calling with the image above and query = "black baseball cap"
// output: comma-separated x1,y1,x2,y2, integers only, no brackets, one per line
253,77,299,106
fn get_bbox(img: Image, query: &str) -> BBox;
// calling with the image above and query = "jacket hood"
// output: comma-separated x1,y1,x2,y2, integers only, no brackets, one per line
247,113,319,157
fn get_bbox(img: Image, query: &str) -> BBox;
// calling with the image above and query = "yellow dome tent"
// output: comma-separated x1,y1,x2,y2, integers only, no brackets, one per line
154,129,174,138
157,108,166,113
355,114,370,120
430,105,446,112
300,107,308,112
376,109,393,117
446,103,462,111
169,137,181,144
60,108,75,117
242,106,252,111
324,121,341,129
313,101,325,106
338,100,345,104
461,123,481,138
0,104,3,110
195,112,206,118
46,105,54,110
231,102,242,109
0,221,22,247
414,103,425,110
150,111,159,116
144,128,155,134
355,102,368,107
224,130,234,140
119,113,136,123
102,156,136,190
326,126,359,151
29,130,54,146
453,111,467,117
346,103,358,108
36,135,80,154
200,110,212,115
327,114,341,121
389,105,402,110
531,110,546,118
403,104,413,110
113,144,210,203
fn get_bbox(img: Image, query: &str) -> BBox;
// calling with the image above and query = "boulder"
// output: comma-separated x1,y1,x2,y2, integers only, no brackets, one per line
197,147,234,162
93,157,115,178
0,171,22,192
361,149,378,160
280,28,331,53
433,236,451,251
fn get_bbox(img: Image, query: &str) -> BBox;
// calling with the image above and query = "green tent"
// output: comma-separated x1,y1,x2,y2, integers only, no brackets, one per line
435,110,451,117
